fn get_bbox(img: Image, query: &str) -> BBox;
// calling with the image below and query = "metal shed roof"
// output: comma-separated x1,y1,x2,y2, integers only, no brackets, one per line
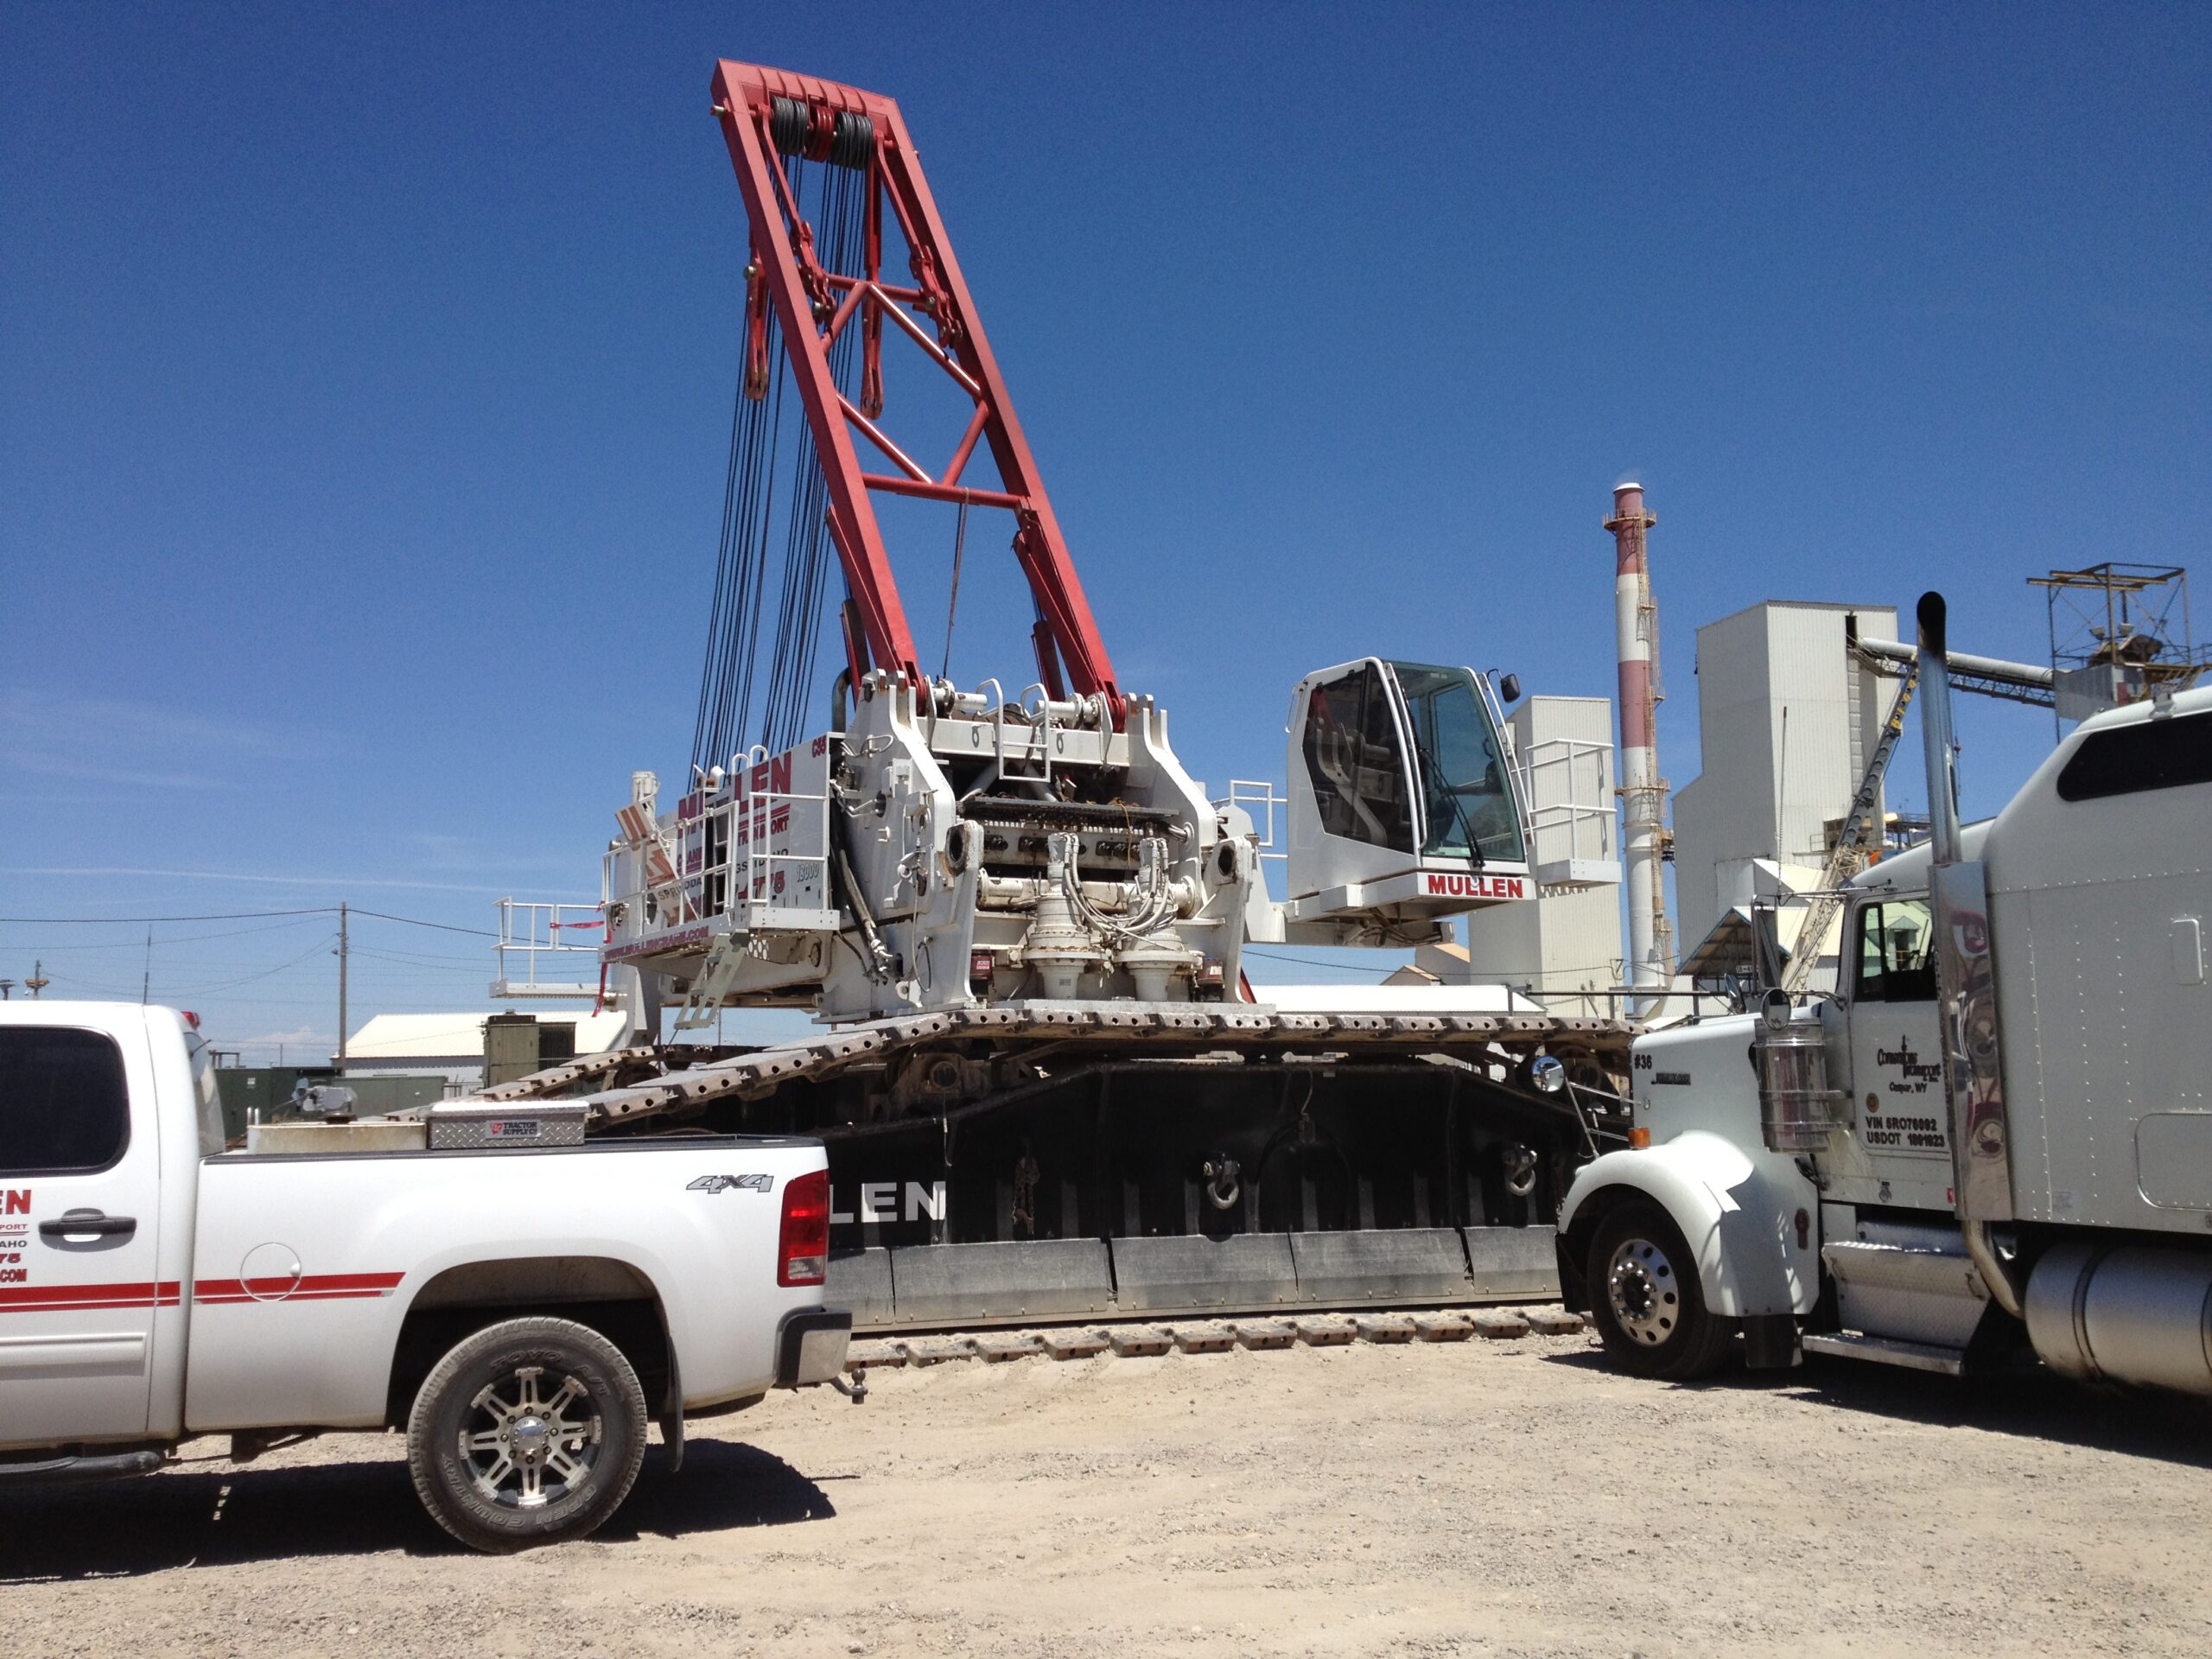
340,1011,632,1064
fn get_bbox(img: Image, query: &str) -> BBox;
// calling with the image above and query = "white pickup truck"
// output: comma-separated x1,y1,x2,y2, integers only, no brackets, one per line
0,1001,853,1551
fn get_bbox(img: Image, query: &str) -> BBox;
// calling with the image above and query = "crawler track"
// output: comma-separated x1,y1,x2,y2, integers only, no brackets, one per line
476,1001,1633,1126
468,1002,1635,1329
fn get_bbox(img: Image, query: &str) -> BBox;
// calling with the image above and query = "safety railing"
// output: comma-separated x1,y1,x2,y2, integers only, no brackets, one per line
491,899,606,1000
1219,779,1288,866
728,746,836,930
1515,734,1619,888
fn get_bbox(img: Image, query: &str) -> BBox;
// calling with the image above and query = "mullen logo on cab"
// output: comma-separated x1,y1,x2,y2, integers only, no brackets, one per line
1423,872,1528,902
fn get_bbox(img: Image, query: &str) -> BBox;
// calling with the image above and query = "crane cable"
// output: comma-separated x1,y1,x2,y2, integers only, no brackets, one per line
940,493,969,683
696,150,869,772
760,156,866,754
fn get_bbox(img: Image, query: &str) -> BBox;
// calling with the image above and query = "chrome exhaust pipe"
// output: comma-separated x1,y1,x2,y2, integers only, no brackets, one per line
1916,593,2023,1318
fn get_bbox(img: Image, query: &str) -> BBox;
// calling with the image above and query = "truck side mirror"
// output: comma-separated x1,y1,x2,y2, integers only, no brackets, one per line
1497,673,1522,705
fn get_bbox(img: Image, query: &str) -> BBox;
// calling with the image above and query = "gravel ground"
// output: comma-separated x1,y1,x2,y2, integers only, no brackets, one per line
4,1319,2209,1657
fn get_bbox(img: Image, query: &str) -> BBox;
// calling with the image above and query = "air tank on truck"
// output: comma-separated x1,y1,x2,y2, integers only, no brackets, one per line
1558,591,2212,1394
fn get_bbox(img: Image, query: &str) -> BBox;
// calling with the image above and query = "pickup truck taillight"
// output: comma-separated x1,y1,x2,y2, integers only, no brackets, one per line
778,1168,830,1287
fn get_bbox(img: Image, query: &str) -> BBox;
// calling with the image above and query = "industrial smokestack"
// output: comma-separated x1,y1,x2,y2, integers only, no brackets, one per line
1606,482,1674,1007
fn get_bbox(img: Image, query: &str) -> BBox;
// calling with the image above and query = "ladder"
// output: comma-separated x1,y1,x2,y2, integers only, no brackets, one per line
672,928,752,1030
1780,664,1918,994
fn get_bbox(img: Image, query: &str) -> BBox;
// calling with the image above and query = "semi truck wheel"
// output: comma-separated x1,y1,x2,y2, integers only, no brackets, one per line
1587,1201,1732,1380
407,1316,649,1553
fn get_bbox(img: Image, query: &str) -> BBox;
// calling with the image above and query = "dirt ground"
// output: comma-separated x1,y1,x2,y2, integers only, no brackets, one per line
5,1317,2210,1658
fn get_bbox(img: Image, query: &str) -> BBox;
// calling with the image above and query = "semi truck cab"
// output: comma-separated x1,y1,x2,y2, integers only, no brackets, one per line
1559,594,2212,1392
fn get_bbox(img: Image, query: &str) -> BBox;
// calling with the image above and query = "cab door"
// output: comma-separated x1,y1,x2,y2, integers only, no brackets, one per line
1286,658,1421,896
1844,894,1954,1169
0,1017,167,1447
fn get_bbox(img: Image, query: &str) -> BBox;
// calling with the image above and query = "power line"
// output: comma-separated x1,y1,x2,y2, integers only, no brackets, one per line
0,907,334,924
0,917,329,951
347,908,498,938
1243,947,1632,982
1,904,500,938
51,937,342,1000
190,938,342,995
348,944,490,967
1243,948,1409,975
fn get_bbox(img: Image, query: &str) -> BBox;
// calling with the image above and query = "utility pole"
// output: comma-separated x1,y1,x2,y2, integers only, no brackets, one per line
336,901,350,1068
142,925,153,1004
26,962,47,1000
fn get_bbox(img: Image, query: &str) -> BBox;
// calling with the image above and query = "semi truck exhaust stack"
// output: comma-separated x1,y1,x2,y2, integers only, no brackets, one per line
1916,592,2024,1317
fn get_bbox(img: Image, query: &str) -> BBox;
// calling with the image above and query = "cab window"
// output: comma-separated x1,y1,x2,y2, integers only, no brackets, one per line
189,1034,226,1157
1301,664,1415,853
2056,708,2212,801
0,1027,131,1175
1852,898,1936,1003
1389,661,1525,864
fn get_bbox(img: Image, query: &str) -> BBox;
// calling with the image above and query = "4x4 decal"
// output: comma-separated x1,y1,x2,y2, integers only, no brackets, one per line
687,1173,772,1194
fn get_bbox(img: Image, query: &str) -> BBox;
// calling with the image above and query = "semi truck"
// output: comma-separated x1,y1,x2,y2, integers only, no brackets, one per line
0,1001,852,1549
1558,593,2212,1394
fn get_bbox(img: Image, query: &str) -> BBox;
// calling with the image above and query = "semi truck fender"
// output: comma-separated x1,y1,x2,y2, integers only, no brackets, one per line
1556,1131,1809,1319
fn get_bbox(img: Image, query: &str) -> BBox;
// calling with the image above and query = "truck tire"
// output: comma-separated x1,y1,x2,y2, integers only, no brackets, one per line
1587,1200,1733,1381
407,1316,649,1553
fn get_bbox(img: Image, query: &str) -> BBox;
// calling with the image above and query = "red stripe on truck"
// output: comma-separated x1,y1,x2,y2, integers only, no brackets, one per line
0,1281,181,1312
191,1271,404,1306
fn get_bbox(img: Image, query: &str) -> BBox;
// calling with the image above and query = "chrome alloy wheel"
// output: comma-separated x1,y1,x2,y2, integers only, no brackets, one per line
1605,1234,1681,1347
460,1364,603,1509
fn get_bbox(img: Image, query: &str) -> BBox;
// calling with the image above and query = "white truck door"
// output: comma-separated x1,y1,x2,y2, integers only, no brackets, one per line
0,1018,167,1447
1844,895,1953,1167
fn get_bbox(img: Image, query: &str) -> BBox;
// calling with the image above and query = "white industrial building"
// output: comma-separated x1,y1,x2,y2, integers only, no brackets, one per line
339,1010,632,1089
1453,694,1626,1015
1669,600,1899,983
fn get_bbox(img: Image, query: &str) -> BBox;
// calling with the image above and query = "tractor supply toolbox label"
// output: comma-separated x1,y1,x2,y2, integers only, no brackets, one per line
1863,1035,1950,1157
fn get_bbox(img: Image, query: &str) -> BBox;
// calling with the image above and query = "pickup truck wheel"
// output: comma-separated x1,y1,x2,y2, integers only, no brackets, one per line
407,1317,648,1553
1587,1200,1733,1380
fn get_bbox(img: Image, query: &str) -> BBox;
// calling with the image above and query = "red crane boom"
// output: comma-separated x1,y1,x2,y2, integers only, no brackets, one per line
709,60,1123,722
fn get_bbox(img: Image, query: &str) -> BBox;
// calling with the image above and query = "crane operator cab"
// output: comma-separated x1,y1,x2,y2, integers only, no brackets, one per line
1282,658,1535,937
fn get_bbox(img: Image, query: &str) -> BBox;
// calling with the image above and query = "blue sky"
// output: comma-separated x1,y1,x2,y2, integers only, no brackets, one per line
3,4,2205,1058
